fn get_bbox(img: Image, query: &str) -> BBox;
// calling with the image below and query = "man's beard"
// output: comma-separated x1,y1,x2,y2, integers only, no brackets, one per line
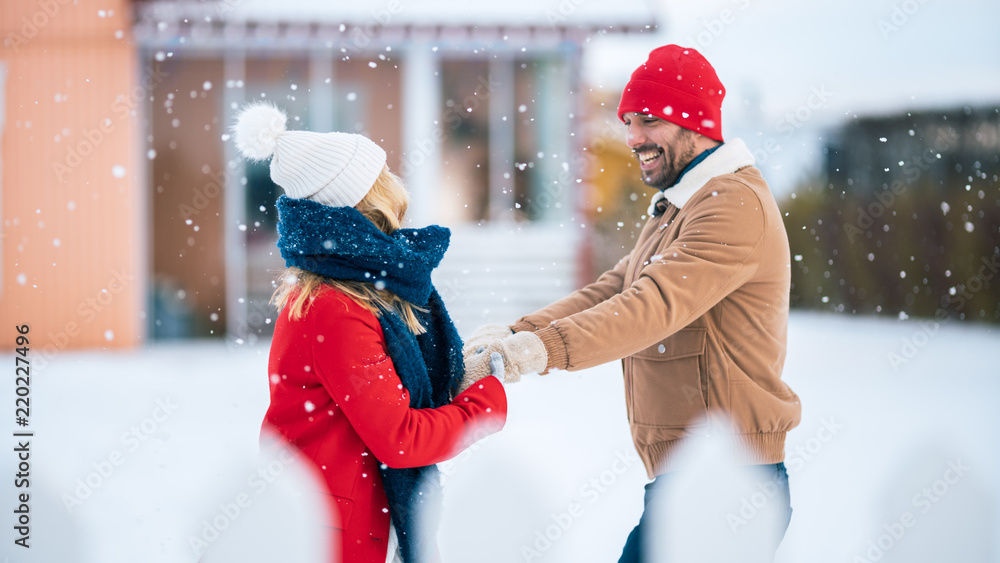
637,134,696,190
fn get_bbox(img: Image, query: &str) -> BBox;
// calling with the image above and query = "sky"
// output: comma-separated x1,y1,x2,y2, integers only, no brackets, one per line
581,0,1000,195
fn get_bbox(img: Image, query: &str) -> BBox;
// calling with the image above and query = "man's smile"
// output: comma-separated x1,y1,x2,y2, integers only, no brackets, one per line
635,146,664,170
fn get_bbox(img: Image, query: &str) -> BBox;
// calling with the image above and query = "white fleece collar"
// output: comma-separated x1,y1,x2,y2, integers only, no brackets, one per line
647,138,756,214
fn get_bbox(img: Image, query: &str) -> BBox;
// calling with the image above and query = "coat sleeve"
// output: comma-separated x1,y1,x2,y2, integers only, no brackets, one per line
534,181,767,371
310,296,507,469
512,250,634,332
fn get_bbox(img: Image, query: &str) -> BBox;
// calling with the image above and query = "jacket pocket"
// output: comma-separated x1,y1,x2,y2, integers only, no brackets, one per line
630,327,708,428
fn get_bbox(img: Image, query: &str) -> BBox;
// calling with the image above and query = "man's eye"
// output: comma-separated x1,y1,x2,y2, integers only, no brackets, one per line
643,118,658,124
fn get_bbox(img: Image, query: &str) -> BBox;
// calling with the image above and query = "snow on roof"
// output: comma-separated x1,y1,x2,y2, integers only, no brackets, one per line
136,0,657,33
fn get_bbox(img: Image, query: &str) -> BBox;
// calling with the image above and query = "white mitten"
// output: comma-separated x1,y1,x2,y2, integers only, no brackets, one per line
456,351,506,396
482,331,548,384
462,324,513,362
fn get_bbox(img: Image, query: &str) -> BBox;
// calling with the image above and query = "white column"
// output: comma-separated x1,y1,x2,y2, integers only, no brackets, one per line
309,50,336,132
223,51,248,343
488,56,516,223
401,42,441,227
535,54,573,223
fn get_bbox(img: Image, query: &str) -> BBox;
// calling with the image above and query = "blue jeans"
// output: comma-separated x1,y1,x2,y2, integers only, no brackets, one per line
618,462,792,563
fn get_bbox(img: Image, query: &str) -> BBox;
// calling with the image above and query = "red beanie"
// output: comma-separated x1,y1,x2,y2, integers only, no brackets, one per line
617,45,726,142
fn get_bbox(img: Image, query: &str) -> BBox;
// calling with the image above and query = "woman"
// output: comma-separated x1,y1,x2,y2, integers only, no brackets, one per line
234,102,507,563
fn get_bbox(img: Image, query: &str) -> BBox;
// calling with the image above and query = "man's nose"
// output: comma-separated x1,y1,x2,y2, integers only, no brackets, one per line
626,121,646,148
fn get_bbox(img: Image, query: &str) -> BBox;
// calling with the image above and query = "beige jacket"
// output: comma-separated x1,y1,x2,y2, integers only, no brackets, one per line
513,139,801,478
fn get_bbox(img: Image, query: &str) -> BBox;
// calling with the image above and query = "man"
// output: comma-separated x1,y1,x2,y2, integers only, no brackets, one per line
465,45,801,561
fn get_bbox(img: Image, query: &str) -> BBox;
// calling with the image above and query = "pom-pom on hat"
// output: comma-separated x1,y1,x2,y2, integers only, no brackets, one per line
233,102,387,208
617,45,726,142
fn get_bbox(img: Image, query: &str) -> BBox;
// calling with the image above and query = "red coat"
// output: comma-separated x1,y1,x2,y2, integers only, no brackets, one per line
261,286,507,563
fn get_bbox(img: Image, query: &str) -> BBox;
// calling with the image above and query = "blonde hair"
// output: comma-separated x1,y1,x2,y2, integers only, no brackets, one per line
270,166,426,334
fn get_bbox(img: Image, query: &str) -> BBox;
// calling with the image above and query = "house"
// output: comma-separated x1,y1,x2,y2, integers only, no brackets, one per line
1,0,657,354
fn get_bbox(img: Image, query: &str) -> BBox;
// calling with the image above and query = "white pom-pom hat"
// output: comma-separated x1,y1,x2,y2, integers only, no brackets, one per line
233,102,387,208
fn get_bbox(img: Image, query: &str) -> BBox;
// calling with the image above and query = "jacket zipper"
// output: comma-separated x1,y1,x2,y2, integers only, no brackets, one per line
625,208,676,422
627,208,674,285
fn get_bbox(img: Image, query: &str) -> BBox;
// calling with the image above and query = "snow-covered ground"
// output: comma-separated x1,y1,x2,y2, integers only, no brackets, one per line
2,311,998,562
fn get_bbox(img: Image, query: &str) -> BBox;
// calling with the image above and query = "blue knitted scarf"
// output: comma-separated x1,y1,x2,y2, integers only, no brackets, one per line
275,195,464,563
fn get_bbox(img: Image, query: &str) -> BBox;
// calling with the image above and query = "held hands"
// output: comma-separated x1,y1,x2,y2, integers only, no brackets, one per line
456,325,549,396
466,332,548,385
461,324,514,362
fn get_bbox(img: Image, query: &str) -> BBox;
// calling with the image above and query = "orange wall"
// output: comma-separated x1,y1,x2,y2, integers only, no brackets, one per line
1,0,144,356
